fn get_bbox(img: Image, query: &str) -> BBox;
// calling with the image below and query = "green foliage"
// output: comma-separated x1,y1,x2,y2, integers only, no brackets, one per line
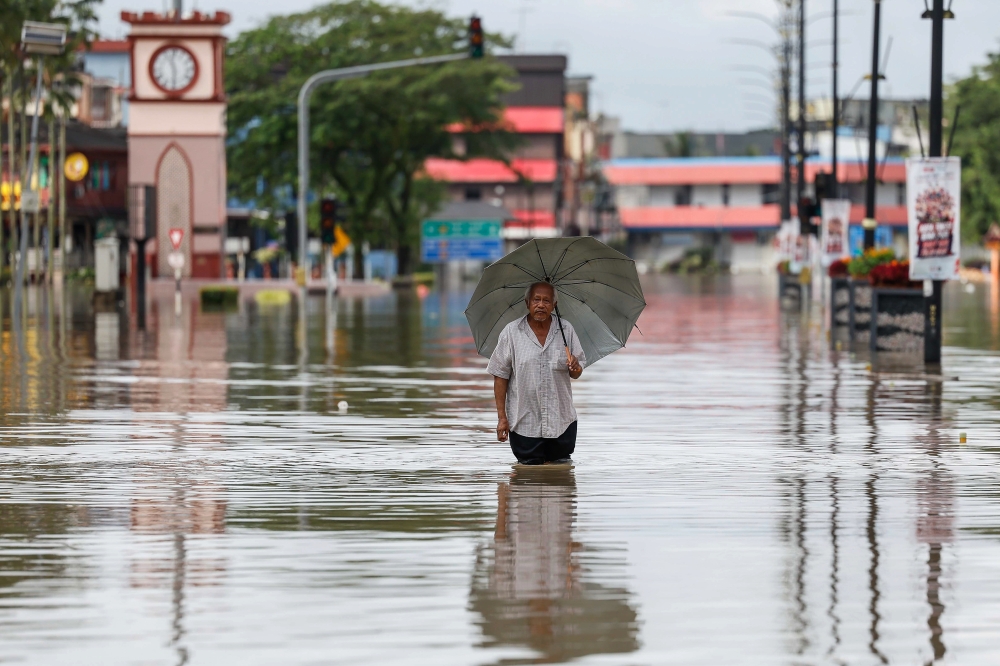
225,0,517,275
67,266,94,282
1,0,99,118
948,52,1000,243
663,131,694,158
847,247,894,278
664,247,719,274
200,286,239,310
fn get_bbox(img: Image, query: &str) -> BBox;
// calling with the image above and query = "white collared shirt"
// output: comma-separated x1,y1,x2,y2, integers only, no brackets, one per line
487,315,586,438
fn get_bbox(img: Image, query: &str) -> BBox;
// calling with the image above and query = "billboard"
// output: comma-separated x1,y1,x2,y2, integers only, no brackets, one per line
907,157,961,281
819,199,851,267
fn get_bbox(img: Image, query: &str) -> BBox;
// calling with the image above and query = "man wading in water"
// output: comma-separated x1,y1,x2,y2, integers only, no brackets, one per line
487,282,585,465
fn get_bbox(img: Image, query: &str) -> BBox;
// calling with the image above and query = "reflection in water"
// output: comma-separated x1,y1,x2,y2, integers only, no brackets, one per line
470,467,639,663
4,276,1000,663
920,380,953,665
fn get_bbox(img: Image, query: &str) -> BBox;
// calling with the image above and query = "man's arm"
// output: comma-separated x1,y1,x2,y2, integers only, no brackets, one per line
566,326,584,379
494,376,510,442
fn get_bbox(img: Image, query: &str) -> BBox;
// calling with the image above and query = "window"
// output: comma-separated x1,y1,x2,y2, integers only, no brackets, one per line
87,161,115,192
674,185,692,207
897,182,906,206
761,184,780,204
464,187,481,201
92,86,110,122
722,184,731,207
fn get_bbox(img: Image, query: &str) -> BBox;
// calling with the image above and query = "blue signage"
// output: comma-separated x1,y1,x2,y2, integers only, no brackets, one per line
421,237,504,263
848,225,894,256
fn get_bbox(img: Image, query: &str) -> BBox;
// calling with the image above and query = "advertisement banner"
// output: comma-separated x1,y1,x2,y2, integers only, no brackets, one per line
907,157,961,281
819,199,851,267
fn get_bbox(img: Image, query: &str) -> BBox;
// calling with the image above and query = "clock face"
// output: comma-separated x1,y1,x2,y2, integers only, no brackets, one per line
151,46,197,93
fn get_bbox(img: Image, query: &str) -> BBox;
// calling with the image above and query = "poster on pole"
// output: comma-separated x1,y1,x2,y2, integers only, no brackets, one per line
819,199,851,267
907,157,961,281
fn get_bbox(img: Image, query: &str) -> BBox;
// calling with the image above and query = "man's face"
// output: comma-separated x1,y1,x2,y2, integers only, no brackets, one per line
527,285,555,322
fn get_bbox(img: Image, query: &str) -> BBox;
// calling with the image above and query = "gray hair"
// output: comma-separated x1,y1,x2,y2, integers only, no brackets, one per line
524,281,557,305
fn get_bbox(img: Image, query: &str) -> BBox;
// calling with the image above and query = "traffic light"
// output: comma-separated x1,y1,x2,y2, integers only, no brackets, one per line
469,16,484,59
320,198,336,244
284,211,298,258
814,171,835,207
799,196,818,236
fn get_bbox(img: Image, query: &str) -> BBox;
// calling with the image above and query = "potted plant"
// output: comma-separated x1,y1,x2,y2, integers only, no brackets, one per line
847,248,895,280
869,260,919,289
828,257,850,278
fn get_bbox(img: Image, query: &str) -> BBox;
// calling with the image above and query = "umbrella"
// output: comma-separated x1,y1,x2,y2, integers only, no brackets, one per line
465,237,646,366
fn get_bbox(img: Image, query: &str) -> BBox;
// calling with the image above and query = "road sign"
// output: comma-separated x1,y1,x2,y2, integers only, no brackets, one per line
167,251,185,270
332,225,351,257
65,153,89,182
420,219,502,263
20,190,39,214
169,228,184,250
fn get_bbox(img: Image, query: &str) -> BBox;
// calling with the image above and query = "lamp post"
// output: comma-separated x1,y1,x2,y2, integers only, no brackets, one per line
727,8,796,224
923,0,953,364
13,21,66,319
797,0,807,233
831,0,839,197
863,1,882,250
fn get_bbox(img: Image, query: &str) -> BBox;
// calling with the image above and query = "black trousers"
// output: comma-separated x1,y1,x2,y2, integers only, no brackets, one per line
509,421,577,463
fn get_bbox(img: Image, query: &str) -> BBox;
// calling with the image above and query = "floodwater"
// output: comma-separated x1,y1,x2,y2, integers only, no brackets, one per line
1,275,1000,665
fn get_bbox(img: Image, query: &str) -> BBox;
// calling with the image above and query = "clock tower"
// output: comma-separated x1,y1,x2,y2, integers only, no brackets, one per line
123,8,230,278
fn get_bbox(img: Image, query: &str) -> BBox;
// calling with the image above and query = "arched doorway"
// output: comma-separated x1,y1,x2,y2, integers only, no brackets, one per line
156,145,192,278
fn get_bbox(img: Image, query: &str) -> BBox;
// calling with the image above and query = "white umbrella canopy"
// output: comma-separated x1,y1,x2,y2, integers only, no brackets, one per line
465,237,646,365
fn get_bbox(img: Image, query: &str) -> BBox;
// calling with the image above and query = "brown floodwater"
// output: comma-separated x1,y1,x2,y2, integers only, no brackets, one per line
1,275,1000,665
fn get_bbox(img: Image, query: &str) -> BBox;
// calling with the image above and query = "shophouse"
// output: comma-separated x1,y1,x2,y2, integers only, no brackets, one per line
425,55,567,244
603,156,908,272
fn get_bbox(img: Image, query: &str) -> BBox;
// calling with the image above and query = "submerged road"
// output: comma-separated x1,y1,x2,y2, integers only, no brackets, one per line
0,274,999,664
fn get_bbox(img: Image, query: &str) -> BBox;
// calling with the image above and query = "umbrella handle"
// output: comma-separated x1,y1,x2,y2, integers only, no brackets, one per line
554,305,571,363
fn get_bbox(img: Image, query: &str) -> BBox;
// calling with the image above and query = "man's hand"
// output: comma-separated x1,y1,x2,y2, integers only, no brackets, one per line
567,354,583,379
496,416,510,442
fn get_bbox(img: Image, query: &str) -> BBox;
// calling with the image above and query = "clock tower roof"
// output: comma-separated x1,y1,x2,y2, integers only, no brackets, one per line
121,10,230,26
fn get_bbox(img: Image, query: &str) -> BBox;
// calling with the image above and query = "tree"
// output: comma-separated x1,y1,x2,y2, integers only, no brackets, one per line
0,0,98,274
225,0,516,277
948,52,1000,243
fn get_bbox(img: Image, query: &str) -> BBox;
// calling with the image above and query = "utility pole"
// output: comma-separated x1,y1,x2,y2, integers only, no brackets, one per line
780,8,793,223
797,0,807,230
831,0,839,197
924,0,949,364
863,0,882,250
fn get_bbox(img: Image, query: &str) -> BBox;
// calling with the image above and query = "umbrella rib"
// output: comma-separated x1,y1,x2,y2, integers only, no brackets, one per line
464,280,537,314
559,280,647,306
511,263,543,283
559,289,626,347
533,240,549,280
549,237,587,277
554,255,635,282
477,301,524,354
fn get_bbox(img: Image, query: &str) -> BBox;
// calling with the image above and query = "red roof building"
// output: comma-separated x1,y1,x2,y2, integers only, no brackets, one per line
602,156,908,271
431,55,566,240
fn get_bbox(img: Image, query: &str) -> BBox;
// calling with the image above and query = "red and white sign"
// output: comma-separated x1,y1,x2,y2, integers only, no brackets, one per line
169,228,184,251
907,157,961,281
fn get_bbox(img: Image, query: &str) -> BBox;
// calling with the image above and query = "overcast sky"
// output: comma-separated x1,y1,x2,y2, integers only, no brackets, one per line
95,0,1000,133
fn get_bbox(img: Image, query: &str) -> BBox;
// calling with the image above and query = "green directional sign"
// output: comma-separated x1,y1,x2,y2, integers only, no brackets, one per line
421,220,501,239
421,219,503,263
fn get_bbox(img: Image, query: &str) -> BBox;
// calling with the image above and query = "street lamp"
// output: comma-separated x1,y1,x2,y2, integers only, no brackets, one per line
13,21,66,318
922,0,955,364
21,21,67,55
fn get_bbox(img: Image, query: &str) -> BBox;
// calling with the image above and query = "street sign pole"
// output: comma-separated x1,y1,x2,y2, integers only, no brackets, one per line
13,60,45,320
296,52,469,310
168,228,184,316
